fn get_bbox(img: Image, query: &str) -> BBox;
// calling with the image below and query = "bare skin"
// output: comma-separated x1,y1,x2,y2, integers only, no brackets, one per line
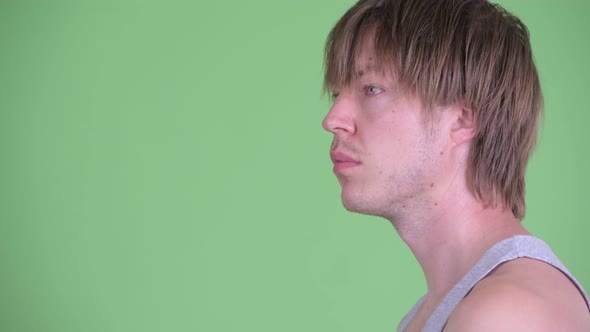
444,258,590,331
323,35,590,331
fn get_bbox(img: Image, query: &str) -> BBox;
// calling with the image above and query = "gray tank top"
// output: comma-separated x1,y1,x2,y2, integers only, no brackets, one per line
397,235,590,332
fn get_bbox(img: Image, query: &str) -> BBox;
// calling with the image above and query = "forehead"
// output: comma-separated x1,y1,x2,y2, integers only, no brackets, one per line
324,26,400,92
347,53,397,92
352,35,381,77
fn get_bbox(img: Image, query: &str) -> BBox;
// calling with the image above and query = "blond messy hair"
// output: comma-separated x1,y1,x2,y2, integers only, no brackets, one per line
324,0,543,220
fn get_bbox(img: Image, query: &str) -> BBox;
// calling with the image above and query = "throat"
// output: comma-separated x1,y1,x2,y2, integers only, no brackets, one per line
393,207,528,300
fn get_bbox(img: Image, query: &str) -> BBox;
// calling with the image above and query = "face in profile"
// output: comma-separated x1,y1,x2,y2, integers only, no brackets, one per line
323,36,448,219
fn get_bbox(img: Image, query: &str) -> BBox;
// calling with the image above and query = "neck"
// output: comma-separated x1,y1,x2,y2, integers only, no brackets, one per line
387,185,529,303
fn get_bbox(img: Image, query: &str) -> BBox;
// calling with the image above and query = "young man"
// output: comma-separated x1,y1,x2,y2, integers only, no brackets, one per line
321,0,590,331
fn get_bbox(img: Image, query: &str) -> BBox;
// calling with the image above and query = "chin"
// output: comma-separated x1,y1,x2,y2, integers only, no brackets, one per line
340,190,382,216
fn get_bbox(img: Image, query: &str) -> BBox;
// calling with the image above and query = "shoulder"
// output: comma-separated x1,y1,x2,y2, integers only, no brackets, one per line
444,258,590,332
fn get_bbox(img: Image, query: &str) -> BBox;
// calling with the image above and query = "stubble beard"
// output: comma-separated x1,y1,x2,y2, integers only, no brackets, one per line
339,127,440,230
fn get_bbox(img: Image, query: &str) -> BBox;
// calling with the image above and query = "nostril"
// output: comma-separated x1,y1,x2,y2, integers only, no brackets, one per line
322,113,337,133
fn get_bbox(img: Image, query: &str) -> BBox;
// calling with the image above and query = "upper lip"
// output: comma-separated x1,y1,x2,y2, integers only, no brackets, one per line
330,151,360,164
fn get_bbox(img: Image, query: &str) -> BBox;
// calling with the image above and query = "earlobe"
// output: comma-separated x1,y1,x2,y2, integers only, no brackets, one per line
451,106,477,145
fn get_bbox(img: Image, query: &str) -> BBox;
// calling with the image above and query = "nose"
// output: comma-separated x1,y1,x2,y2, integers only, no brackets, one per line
322,95,356,135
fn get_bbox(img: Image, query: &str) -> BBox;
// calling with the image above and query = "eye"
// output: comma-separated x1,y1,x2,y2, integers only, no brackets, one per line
365,85,384,96
331,91,340,101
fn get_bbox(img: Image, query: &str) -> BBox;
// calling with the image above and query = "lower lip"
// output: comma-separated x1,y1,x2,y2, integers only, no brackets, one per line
333,161,360,173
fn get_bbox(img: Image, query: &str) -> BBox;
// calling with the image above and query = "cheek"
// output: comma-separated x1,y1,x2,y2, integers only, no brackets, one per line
371,118,417,148
358,100,429,159
360,95,395,115
370,124,433,175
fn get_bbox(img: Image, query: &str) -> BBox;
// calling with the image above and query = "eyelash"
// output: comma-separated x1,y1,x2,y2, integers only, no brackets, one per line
329,85,383,101
364,85,384,95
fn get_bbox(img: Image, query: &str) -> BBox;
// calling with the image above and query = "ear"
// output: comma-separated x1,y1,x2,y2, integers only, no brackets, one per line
450,105,476,146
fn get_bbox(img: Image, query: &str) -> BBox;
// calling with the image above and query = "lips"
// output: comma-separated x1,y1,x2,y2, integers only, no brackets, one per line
330,151,361,173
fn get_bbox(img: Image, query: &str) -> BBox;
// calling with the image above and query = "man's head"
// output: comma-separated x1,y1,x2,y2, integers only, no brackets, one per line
323,0,542,220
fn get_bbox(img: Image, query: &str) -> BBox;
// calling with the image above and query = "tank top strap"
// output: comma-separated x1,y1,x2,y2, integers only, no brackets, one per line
398,235,590,332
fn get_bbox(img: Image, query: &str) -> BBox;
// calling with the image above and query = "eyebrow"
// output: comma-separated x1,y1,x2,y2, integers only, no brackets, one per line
353,64,381,79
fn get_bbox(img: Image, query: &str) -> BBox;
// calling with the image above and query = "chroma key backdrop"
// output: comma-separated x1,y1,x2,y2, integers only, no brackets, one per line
1,1,589,331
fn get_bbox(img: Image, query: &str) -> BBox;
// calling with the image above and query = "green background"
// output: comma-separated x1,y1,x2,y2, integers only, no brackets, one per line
1,1,588,331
